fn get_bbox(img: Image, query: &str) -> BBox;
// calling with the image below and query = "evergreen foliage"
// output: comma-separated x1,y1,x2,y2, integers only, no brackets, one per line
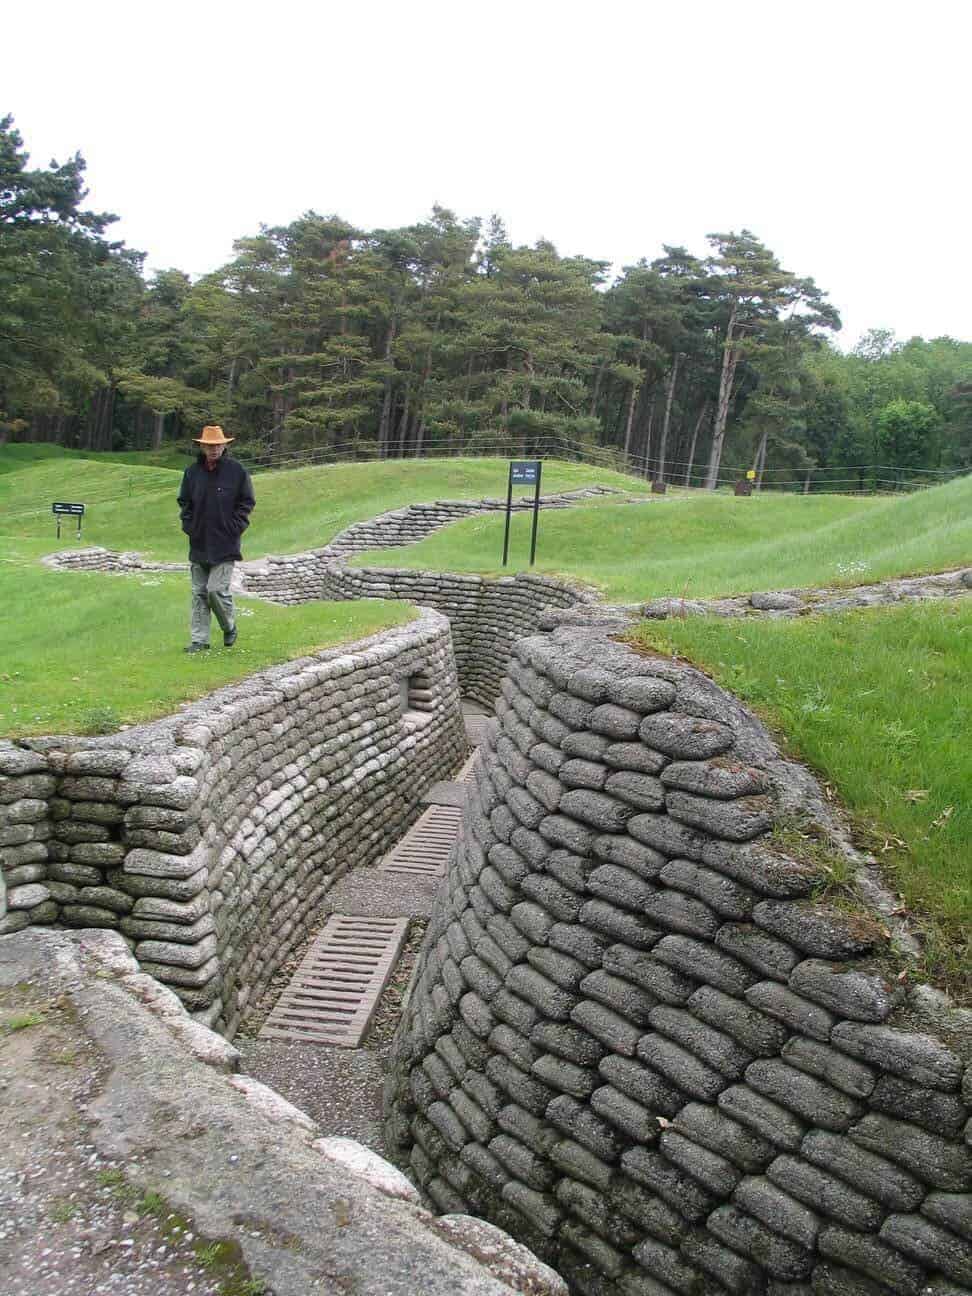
2,116,969,487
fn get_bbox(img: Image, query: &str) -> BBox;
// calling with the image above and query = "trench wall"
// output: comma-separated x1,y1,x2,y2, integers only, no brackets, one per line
0,608,465,1036
242,563,599,707
384,615,972,1296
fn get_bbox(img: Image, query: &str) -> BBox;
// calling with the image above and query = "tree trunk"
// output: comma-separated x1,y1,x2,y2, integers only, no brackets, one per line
102,385,115,451
377,319,397,457
753,427,769,490
657,353,682,483
643,391,658,478
589,358,607,418
803,469,812,494
396,385,410,454
152,410,165,450
704,303,740,489
683,401,708,487
611,383,627,443
622,381,639,462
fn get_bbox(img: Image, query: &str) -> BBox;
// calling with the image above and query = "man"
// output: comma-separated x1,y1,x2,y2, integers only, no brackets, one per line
177,425,255,653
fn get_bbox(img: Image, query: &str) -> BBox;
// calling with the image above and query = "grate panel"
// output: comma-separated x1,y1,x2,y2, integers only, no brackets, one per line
378,803,463,877
259,914,408,1046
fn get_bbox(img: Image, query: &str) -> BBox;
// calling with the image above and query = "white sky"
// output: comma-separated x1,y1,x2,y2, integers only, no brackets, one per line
6,0,970,349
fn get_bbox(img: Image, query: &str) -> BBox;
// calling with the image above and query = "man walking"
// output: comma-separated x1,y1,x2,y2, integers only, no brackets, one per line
177,425,255,653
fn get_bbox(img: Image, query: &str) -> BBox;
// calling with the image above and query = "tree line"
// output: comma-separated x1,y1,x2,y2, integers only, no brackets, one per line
2,114,969,489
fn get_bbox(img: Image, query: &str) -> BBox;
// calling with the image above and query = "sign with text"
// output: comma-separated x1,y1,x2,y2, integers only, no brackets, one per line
52,501,85,541
502,460,543,568
510,460,541,486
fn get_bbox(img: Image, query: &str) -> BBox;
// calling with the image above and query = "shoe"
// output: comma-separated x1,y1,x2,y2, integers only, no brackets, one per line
223,626,238,648
184,643,210,654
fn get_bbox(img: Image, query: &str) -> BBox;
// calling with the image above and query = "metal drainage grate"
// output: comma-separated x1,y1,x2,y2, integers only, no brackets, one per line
258,914,408,1046
378,803,463,878
463,712,491,746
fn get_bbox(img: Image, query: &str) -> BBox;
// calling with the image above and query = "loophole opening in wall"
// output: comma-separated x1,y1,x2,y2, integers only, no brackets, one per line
400,669,434,718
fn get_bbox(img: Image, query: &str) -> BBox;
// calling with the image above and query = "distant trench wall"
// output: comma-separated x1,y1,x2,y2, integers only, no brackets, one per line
242,562,599,708
0,609,465,1037
383,612,972,1296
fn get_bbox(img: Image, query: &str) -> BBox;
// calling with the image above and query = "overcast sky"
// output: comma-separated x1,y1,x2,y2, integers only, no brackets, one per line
7,0,969,349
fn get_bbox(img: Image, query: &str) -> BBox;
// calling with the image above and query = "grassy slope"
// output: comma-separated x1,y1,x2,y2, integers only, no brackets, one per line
0,443,191,473
634,604,971,984
0,452,651,564
0,453,645,737
0,562,412,737
352,472,972,601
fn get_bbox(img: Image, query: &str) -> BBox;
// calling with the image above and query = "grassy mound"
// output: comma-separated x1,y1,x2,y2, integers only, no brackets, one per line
633,602,972,991
353,471,972,601
0,451,650,564
0,560,412,737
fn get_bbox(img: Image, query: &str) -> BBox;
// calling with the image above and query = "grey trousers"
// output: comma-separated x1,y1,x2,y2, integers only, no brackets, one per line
190,561,235,645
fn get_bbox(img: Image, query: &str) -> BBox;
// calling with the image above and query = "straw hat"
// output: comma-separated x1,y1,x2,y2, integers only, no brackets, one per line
194,425,234,445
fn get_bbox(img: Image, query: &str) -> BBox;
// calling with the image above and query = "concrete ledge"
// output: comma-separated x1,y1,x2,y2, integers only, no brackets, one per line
0,927,567,1296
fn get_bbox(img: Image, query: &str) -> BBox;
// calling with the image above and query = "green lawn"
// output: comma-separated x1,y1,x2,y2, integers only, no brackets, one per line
0,452,646,738
632,602,972,992
353,471,972,601
0,560,412,737
0,442,192,473
0,451,651,563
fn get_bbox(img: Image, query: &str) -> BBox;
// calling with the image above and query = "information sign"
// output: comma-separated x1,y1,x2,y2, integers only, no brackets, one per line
52,501,85,540
510,460,541,487
502,461,543,568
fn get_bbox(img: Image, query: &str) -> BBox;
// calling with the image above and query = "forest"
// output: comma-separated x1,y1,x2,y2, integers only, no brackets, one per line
2,114,969,490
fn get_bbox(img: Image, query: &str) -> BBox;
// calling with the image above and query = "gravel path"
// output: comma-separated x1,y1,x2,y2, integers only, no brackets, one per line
237,707,485,1159
237,907,432,1159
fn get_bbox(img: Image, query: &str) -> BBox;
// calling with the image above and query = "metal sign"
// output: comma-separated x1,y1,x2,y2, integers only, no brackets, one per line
510,460,541,487
502,460,543,568
52,501,85,541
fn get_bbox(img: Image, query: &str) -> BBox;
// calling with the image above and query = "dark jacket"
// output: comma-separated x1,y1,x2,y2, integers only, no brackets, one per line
178,454,255,564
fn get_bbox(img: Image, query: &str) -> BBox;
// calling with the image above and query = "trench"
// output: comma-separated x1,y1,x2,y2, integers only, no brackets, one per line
235,698,490,1158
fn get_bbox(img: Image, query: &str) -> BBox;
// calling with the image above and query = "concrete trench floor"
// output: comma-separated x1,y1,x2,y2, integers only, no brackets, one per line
236,699,490,1157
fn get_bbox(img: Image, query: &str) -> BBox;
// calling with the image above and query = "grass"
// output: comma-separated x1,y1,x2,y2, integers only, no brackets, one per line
0,560,412,737
0,449,648,737
353,471,972,601
0,450,651,563
631,601,972,994
2,1010,45,1032
0,442,192,473
50,1198,81,1223
2,444,968,964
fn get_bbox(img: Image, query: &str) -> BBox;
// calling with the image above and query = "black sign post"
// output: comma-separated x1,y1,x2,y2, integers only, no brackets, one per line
52,502,85,542
502,461,543,567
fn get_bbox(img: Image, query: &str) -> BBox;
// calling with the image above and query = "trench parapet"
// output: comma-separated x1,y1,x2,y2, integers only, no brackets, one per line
0,608,465,1036
384,612,972,1296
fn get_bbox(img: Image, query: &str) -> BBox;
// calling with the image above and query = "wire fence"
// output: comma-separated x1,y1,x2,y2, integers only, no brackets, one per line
234,431,965,497
4,434,966,525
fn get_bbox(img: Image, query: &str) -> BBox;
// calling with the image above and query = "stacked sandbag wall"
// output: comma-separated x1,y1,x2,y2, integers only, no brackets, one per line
261,487,620,566
0,609,465,1037
242,565,599,707
384,615,972,1296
